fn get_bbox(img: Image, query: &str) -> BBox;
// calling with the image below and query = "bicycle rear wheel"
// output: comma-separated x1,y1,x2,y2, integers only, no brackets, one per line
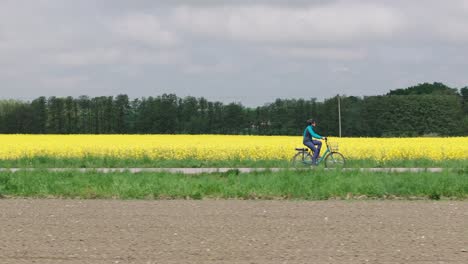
291,152,313,167
324,152,346,168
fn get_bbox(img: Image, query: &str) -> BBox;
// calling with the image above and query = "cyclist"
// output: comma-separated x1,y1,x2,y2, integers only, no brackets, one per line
303,119,326,165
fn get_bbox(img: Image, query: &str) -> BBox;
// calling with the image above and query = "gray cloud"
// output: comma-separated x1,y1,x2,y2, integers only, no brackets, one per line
0,0,467,106
110,14,179,47
265,47,367,61
172,3,403,43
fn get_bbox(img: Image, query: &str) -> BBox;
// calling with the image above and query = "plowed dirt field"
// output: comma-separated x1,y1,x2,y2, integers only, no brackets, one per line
1,200,467,264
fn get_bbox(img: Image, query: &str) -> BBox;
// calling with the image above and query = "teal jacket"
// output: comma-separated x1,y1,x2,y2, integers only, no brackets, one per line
303,125,323,141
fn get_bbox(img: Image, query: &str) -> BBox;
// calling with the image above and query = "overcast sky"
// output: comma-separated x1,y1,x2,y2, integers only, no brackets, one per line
1,0,467,106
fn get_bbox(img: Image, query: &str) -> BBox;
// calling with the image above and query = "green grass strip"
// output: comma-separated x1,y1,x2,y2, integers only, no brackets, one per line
0,169,467,200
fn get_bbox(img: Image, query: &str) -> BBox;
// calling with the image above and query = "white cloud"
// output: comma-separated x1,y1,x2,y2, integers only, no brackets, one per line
125,50,184,65
172,2,403,43
432,5,468,42
110,14,178,46
54,49,122,66
435,19,468,42
390,0,468,43
40,75,90,90
267,47,366,60
182,62,236,74
53,48,184,67
1,0,468,104
331,66,350,73
457,0,468,10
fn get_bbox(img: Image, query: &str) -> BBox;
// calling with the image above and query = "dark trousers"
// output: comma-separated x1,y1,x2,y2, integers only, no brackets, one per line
303,140,322,163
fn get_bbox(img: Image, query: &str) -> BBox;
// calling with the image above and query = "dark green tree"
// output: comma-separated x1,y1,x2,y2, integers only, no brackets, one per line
113,94,130,134
388,82,459,96
47,96,65,133
30,96,47,133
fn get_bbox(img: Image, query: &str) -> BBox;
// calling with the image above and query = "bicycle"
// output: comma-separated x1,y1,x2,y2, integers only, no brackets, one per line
291,138,346,168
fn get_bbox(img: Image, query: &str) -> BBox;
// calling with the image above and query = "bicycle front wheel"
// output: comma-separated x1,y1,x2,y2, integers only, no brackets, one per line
291,152,313,168
324,152,346,168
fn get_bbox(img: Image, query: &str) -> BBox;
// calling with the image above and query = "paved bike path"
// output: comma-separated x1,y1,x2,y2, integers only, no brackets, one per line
0,167,448,173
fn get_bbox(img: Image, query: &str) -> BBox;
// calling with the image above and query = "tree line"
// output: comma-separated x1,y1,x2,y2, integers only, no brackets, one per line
1,82,467,136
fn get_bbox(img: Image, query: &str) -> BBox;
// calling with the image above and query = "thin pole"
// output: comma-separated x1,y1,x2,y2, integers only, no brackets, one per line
338,94,342,137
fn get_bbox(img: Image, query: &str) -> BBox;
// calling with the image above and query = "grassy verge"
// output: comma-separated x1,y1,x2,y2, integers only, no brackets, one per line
0,169,466,200
0,156,466,168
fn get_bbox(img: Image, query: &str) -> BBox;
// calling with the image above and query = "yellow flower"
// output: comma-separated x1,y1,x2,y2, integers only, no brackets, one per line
0,135,466,161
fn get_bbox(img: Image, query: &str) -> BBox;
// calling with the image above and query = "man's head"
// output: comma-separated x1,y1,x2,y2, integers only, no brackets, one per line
307,119,317,126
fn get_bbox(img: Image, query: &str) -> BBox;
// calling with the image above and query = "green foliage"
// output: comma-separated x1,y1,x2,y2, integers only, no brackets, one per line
461,87,468,115
0,82,466,136
387,82,459,96
362,94,464,136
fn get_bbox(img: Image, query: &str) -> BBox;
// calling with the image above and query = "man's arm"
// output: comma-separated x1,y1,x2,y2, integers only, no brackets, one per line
307,126,322,139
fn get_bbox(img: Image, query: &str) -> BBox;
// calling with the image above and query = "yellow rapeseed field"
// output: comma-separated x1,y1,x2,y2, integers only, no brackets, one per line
0,135,467,161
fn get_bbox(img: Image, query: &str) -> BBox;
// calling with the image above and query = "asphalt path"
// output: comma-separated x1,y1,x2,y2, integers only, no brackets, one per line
0,167,448,174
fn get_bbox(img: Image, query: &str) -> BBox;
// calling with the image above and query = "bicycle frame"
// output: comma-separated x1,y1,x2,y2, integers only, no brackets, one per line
317,146,331,164
301,139,331,165
294,138,345,168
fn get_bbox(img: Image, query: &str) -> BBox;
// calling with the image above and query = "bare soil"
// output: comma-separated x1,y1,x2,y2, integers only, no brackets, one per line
0,200,467,264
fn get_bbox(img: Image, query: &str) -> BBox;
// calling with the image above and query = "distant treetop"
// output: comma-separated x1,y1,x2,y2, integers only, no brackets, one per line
387,82,460,96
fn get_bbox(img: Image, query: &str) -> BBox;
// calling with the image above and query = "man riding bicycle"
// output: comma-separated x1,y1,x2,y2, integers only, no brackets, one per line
303,119,326,165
